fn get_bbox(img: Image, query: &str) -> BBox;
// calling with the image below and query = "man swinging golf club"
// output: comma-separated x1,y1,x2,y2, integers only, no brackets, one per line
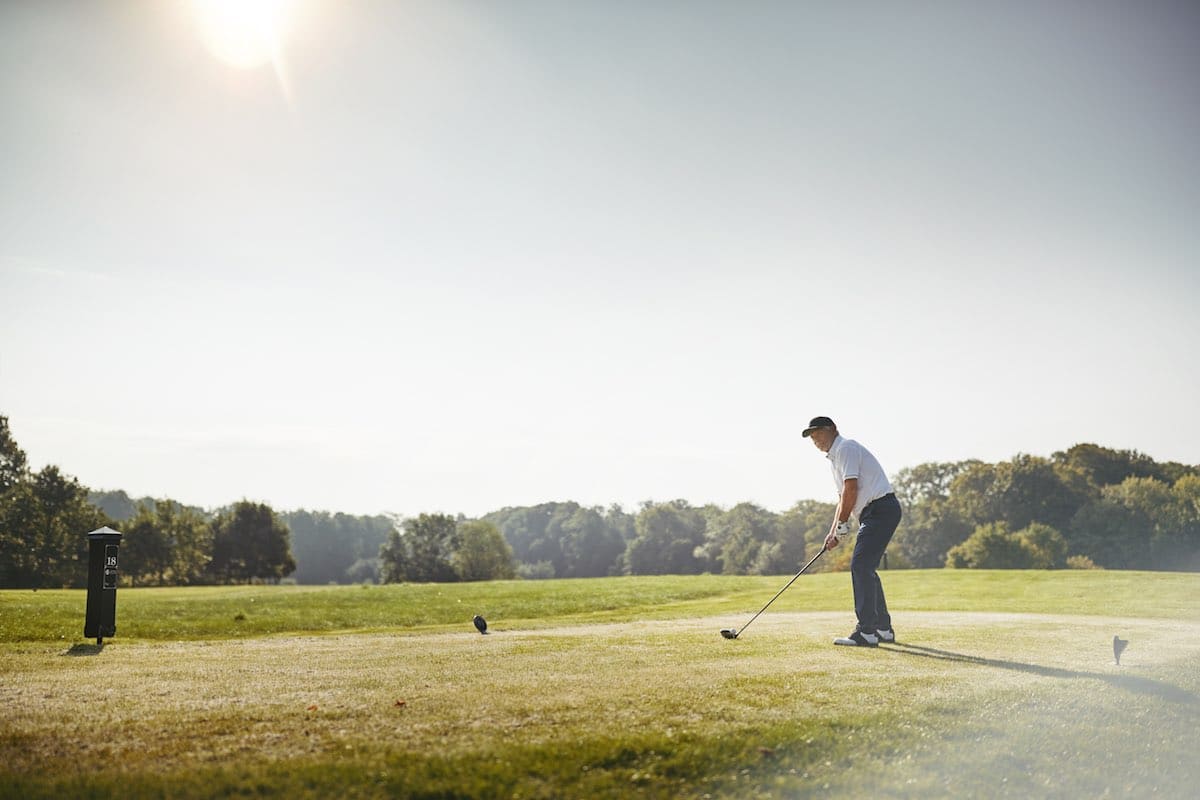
803,416,902,647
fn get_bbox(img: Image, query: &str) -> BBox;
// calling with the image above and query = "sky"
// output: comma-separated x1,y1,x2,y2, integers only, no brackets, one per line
2,1,1198,518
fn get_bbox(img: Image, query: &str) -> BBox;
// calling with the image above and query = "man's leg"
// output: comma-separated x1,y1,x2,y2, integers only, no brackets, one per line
874,574,891,631
850,530,888,633
852,496,903,633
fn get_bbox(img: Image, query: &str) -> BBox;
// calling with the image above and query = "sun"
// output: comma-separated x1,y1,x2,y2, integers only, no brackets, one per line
191,0,292,70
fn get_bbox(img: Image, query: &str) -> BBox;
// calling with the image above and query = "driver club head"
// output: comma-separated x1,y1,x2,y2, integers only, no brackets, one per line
720,628,738,640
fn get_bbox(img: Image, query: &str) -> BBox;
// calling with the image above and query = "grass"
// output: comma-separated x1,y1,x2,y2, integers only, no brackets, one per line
4,570,1197,643
3,570,1199,798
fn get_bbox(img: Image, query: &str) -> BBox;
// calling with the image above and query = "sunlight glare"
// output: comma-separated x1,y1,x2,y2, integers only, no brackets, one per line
192,0,292,70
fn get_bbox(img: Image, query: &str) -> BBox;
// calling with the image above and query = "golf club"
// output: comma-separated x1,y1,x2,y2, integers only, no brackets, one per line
720,545,827,639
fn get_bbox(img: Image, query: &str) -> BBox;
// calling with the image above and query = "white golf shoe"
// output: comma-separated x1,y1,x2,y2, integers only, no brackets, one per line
834,630,879,647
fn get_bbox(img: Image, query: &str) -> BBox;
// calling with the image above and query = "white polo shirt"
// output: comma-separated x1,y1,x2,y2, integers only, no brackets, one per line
826,434,893,519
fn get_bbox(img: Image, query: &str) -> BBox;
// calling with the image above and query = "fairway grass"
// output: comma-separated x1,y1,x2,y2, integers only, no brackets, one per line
3,572,1199,798
3,570,1197,643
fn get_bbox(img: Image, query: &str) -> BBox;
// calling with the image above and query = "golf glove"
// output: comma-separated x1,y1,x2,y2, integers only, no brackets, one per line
835,520,852,536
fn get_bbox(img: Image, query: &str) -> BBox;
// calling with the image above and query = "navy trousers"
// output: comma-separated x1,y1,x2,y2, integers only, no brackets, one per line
850,494,902,633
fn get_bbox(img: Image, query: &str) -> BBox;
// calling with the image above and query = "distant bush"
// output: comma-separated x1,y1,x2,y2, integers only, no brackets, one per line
518,561,556,580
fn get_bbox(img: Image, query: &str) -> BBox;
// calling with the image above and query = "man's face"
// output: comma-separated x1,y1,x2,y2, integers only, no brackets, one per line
808,427,836,452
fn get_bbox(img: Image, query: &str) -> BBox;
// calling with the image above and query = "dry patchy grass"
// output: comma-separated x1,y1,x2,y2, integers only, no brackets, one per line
4,611,1199,798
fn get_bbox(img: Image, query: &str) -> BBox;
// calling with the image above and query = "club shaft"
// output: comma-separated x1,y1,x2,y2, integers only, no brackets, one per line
735,547,826,636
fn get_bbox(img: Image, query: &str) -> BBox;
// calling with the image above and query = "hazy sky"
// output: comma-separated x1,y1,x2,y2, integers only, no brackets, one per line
2,1,1198,518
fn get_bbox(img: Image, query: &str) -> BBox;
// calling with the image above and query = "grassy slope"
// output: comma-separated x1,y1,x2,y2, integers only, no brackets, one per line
3,571,1199,799
2,570,1196,642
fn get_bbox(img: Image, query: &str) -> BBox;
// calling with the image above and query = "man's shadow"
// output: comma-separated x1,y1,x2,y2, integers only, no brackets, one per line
883,641,1198,705
62,643,105,657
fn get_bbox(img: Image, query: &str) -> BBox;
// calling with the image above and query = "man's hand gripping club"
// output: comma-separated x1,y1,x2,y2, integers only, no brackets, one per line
825,520,852,550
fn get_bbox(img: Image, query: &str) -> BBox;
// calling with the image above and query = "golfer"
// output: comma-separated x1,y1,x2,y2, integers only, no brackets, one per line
802,416,902,647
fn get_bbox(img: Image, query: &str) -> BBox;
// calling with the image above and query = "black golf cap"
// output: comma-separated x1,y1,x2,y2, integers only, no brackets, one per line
802,416,836,437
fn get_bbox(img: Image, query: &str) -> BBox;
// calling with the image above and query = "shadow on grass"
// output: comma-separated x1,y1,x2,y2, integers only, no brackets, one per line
883,641,1197,705
61,643,104,657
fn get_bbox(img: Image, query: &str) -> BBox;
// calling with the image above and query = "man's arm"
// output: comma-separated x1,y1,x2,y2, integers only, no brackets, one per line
837,478,858,523
824,478,858,549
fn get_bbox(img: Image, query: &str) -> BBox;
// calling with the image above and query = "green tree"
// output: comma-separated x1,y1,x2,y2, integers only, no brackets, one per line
890,499,973,569
889,459,981,568
942,461,1000,530
560,506,625,578
893,460,983,507
1,421,110,587
484,503,565,576
945,522,1039,569
1094,475,1200,570
1015,522,1068,569
379,513,459,583
345,557,381,584
207,501,296,583
0,466,108,588
87,489,140,522
121,499,212,585
626,500,706,575
602,504,638,576
703,503,777,575
938,455,1092,548
453,520,516,581
283,510,394,584
165,501,215,585
484,502,632,578
1068,496,1147,569
1169,474,1200,570
1104,477,1177,569
122,501,174,586
0,415,29,494
1053,443,1197,490
755,500,835,574
1052,443,1155,489
606,504,637,543
378,528,410,584
517,560,555,580
987,455,1089,531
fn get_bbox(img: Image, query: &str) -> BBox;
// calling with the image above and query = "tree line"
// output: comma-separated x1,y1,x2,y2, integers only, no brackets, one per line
458,444,1200,577
890,445,1199,571
1,417,296,588
3,413,1199,588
